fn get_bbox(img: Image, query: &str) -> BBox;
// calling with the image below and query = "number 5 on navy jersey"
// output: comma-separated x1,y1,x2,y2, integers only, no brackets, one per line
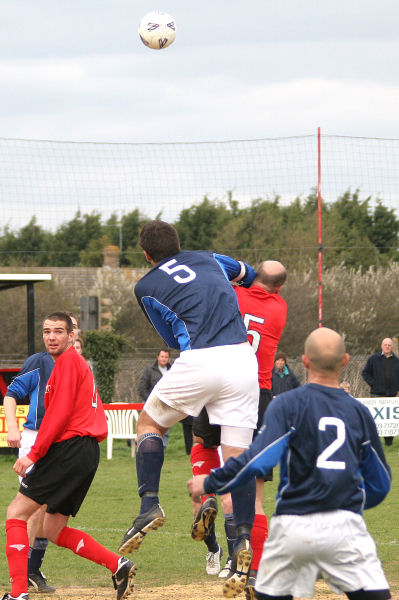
159,259,197,283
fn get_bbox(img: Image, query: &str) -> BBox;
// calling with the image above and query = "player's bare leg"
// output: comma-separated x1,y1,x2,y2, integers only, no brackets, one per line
27,506,45,546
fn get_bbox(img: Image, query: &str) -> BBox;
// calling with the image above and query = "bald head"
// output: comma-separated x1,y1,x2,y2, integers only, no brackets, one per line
304,328,347,373
254,260,287,292
381,338,393,357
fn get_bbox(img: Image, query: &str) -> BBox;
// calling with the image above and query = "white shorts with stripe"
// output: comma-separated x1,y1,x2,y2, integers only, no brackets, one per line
18,428,38,481
146,342,258,429
256,510,389,598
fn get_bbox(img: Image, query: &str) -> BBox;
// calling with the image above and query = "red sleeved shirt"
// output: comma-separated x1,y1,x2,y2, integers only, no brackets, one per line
235,285,287,390
28,346,108,463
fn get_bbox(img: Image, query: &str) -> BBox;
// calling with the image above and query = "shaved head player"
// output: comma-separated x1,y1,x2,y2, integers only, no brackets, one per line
188,328,392,600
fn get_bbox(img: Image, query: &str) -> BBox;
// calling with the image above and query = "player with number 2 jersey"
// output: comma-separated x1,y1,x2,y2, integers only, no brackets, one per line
188,328,391,600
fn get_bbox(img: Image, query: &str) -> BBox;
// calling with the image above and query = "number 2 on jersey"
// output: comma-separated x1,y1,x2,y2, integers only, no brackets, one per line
316,416,346,470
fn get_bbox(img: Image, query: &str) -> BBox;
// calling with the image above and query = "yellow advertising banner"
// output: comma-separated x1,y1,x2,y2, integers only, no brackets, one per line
0,405,28,447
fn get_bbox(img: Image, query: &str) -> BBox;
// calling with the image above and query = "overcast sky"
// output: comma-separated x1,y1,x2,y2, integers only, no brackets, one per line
0,0,398,143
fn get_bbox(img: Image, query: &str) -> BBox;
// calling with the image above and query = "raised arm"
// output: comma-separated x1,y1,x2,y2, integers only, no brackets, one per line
213,254,256,287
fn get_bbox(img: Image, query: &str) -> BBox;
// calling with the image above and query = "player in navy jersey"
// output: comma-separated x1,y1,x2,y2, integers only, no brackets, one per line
118,220,259,597
188,327,392,600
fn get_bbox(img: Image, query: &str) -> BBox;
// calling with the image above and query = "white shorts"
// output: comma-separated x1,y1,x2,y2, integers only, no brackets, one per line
18,428,38,482
256,510,389,598
145,343,258,429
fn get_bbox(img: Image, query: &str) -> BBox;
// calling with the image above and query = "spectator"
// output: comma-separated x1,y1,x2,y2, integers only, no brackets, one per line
138,350,172,448
362,337,399,446
138,350,171,402
271,351,300,396
340,381,351,394
74,338,84,355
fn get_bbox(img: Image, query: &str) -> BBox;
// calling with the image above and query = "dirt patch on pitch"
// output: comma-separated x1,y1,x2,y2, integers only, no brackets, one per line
55,581,399,600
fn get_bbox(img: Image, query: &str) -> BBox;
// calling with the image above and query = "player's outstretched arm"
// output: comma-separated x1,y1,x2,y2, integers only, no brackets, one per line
203,424,291,496
213,254,256,287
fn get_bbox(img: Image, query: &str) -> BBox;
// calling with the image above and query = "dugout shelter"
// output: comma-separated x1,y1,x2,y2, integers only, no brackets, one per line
0,274,52,453
0,273,52,366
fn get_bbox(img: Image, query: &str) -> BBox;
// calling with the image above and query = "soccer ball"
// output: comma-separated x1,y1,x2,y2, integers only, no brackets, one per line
138,11,177,50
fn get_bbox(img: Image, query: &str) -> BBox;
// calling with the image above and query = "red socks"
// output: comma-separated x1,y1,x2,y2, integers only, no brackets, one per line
191,443,220,502
5,519,29,596
56,527,120,573
250,513,268,571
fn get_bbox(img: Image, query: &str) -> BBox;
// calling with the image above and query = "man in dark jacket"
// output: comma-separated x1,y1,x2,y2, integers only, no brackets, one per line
362,337,399,446
138,349,171,402
271,351,300,396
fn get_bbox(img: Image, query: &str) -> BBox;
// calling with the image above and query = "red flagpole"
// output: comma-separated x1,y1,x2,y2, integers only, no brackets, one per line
317,127,323,327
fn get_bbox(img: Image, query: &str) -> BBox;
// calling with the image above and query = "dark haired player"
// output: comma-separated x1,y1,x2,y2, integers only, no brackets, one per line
4,313,79,593
188,327,392,600
3,312,135,600
118,220,259,597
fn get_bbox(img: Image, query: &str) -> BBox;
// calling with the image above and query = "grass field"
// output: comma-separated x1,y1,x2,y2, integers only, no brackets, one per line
0,425,398,596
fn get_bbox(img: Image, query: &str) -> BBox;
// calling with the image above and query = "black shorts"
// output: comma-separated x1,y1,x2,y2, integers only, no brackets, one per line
20,436,100,517
193,407,221,448
256,389,273,481
256,389,273,434
192,390,274,481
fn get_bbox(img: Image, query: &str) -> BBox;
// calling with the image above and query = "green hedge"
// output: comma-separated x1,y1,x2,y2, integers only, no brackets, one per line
83,330,124,403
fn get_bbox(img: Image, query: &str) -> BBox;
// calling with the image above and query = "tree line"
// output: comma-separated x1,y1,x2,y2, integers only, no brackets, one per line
1,190,398,270
1,189,399,361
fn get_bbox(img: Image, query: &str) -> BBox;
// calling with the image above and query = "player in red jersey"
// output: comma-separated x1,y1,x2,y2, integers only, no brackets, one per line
3,312,135,600
190,261,287,599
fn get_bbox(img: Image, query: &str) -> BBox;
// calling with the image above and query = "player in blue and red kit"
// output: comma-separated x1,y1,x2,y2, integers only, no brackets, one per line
3,313,136,600
188,327,392,600
190,260,287,594
118,220,259,597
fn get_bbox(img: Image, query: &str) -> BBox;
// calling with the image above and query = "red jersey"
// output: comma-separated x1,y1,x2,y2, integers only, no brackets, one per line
235,285,287,390
28,346,107,463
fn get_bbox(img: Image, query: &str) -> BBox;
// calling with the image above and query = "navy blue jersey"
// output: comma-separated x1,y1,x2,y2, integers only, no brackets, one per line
6,352,54,430
205,383,391,515
135,251,256,351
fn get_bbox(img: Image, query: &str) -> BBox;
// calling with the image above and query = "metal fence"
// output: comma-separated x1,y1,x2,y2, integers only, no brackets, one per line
0,352,379,404
112,353,372,403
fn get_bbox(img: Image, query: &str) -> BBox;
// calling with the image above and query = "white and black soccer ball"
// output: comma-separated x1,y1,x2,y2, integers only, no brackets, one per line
138,11,177,50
